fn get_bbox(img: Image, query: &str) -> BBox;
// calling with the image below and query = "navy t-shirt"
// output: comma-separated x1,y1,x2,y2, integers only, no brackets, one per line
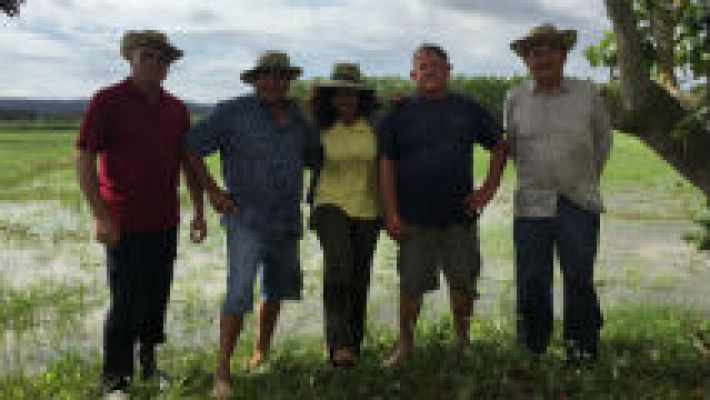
377,92,501,227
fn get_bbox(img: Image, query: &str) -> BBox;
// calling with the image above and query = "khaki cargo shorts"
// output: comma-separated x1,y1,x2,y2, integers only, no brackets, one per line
397,222,481,296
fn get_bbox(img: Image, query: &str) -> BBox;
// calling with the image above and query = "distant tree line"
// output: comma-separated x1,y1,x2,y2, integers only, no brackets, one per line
0,76,523,125
0,109,37,120
292,75,523,124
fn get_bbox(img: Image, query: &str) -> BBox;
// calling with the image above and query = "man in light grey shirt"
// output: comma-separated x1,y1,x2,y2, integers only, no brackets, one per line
506,24,612,363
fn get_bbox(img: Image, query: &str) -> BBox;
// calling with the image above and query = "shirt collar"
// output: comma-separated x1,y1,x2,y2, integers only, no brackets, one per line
528,78,571,95
251,93,297,116
412,90,453,103
121,78,167,103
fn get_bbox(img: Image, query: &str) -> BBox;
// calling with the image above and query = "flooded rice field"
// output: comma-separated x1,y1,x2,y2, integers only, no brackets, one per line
1,181,708,374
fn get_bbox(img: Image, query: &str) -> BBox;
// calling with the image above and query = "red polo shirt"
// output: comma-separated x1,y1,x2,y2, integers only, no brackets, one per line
77,78,189,233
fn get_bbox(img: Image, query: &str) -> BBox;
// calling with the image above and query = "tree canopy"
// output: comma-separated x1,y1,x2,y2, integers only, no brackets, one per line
586,0,709,94
0,0,24,16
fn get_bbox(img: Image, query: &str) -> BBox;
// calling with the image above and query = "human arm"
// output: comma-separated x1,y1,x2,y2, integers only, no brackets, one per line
590,87,613,177
181,150,207,242
184,102,237,215
184,151,236,214
76,149,119,247
379,156,407,241
463,140,508,214
463,101,509,214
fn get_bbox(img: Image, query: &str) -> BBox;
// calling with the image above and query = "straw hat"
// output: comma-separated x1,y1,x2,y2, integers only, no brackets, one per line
510,23,577,57
120,30,183,62
240,51,302,84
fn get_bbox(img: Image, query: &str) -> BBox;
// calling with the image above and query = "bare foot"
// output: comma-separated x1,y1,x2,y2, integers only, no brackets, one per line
381,344,412,369
210,376,233,399
246,351,265,371
332,347,356,367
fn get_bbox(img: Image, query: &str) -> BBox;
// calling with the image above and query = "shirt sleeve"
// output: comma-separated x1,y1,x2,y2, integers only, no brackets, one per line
503,89,518,156
76,93,109,152
300,115,322,170
376,108,400,160
184,101,230,157
590,87,612,175
471,101,502,150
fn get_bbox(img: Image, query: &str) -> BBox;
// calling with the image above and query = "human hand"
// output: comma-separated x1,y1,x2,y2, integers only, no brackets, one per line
384,213,408,241
207,187,237,214
95,216,119,248
463,185,496,216
190,215,207,243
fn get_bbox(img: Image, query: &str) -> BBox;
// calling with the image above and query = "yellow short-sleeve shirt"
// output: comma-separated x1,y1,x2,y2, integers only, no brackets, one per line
314,118,379,219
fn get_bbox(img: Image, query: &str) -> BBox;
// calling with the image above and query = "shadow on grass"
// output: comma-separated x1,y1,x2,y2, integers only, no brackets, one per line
3,308,710,399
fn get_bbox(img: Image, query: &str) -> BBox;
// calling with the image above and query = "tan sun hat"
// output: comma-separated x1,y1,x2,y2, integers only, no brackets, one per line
240,51,303,84
510,23,577,57
120,30,183,62
315,62,370,90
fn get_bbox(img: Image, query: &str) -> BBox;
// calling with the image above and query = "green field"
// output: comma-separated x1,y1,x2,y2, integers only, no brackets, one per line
1,127,709,399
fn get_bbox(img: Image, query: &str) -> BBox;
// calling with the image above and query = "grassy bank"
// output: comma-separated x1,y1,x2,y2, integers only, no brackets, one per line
1,308,709,399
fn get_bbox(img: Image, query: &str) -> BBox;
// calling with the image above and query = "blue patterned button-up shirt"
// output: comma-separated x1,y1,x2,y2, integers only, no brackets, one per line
186,94,318,238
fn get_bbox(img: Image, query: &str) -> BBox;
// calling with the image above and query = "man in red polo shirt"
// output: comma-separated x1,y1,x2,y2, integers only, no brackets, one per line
76,30,205,397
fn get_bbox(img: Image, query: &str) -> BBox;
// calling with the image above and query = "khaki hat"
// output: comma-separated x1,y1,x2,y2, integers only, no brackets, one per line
240,51,303,84
510,23,577,57
120,30,183,63
315,62,370,90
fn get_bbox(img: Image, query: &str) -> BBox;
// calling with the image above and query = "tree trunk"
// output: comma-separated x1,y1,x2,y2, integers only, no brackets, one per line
605,0,710,199
648,0,679,93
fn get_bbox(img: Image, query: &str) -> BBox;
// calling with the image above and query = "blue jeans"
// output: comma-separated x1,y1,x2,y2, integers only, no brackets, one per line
222,217,302,316
514,196,603,356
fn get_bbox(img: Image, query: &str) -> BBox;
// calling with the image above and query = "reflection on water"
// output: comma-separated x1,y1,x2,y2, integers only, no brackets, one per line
1,198,709,374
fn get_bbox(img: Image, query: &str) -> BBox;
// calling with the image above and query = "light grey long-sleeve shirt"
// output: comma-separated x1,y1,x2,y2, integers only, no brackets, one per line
504,78,612,217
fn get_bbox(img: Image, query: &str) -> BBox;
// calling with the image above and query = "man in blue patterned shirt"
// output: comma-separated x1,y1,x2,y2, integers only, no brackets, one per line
185,51,319,399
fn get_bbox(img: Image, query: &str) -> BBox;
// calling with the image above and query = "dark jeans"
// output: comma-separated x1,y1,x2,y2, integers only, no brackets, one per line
514,196,603,356
103,228,177,379
312,205,379,352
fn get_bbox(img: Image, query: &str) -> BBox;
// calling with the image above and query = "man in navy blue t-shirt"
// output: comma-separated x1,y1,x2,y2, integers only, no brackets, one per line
378,43,508,367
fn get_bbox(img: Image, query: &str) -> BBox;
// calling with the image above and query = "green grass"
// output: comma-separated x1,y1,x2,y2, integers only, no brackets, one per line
1,128,709,398
0,276,101,331
1,309,709,399
0,128,701,213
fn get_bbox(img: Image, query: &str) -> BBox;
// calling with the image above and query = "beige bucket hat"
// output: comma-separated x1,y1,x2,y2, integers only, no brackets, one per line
510,23,577,57
120,30,183,62
240,51,303,84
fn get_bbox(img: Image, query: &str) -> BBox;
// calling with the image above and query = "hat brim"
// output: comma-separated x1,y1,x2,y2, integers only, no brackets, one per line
240,67,302,84
122,42,183,63
510,30,577,57
314,80,370,90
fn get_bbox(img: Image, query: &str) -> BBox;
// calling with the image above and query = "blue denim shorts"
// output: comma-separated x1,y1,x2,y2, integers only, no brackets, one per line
222,217,302,316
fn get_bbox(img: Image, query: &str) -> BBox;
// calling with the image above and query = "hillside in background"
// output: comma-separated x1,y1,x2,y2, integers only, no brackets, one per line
0,98,214,121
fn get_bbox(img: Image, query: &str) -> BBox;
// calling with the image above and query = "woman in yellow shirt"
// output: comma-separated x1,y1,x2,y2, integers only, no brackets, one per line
309,63,380,367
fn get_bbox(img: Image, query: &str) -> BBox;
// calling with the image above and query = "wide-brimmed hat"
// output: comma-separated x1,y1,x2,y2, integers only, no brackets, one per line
240,51,302,84
120,30,183,63
510,23,577,57
315,62,370,91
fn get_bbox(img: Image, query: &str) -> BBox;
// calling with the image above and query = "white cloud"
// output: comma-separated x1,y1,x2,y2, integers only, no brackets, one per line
0,0,610,102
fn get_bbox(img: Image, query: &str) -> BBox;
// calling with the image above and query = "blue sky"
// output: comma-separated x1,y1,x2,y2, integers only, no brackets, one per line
0,0,610,102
